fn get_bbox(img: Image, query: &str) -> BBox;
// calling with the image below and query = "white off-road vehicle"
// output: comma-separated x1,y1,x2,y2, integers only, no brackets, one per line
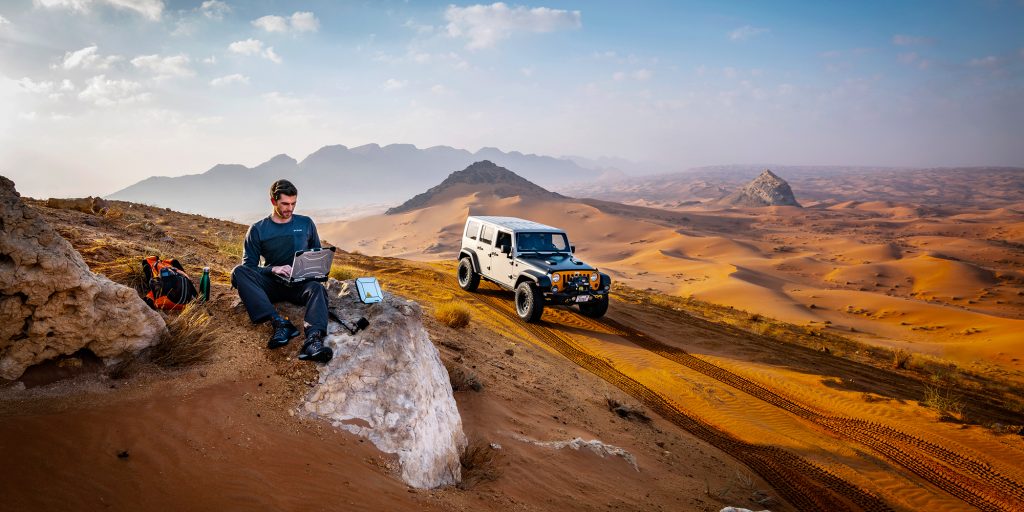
457,216,611,322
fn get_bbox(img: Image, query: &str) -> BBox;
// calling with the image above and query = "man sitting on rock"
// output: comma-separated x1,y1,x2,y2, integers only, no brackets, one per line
231,179,333,363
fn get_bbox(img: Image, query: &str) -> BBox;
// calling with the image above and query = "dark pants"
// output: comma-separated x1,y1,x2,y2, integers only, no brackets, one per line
231,264,328,335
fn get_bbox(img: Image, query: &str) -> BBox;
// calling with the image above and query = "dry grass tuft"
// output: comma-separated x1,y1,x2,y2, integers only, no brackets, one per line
329,265,358,281
892,348,912,370
92,256,149,294
216,238,244,260
435,302,471,329
458,439,501,490
923,385,966,421
150,301,220,368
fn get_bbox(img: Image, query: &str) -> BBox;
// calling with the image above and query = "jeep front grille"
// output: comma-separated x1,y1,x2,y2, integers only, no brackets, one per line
553,271,599,291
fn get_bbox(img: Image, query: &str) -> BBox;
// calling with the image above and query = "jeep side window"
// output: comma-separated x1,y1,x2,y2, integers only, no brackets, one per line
495,231,512,251
465,221,480,240
480,225,495,244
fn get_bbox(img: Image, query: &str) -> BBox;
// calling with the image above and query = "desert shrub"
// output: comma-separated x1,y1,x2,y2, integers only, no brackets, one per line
103,207,125,220
329,265,357,281
892,348,912,370
435,302,471,329
150,301,220,368
923,385,965,421
93,256,148,294
216,238,244,260
458,439,500,490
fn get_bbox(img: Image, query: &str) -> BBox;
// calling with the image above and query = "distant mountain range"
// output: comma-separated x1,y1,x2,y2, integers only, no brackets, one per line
107,143,602,221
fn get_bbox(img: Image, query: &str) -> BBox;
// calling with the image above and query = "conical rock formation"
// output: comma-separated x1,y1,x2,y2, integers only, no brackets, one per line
719,169,801,207
0,176,166,380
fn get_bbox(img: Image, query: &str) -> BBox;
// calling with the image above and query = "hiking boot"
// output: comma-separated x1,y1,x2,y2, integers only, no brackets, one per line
298,330,333,363
268,318,299,349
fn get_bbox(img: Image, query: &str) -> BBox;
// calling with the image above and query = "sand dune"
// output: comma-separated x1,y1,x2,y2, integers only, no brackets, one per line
321,176,1024,379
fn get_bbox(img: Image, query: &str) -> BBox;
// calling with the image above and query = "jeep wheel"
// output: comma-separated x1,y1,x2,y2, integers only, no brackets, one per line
578,295,609,318
457,257,480,291
515,281,544,322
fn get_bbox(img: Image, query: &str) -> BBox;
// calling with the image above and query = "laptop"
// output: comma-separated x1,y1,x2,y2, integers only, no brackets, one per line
277,246,335,284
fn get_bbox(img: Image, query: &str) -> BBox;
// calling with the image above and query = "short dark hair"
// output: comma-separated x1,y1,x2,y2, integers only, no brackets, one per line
270,179,298,200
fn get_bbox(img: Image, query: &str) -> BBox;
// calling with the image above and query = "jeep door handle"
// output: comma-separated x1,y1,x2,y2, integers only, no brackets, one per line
477,246,484,250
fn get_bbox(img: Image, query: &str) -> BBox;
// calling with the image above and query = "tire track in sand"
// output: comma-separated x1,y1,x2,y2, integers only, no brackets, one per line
559,308,1024,512
469,289,892,512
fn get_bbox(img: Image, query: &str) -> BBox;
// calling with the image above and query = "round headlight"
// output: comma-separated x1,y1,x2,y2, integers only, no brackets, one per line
552,285,559,292
551,273,560,283
590,272,599,282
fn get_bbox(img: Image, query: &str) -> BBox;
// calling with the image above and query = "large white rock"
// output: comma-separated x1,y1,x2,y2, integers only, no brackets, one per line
0,176,166,380
301,279,466,488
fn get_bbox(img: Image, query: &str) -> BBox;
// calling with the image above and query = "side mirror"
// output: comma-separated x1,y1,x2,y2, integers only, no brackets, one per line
569,245,576,253
499,243,512,255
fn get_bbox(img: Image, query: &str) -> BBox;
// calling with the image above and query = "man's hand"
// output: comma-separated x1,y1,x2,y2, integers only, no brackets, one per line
272,265,292,277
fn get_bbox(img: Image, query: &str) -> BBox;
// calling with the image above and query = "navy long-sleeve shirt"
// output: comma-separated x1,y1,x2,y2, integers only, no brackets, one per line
242,214,321,275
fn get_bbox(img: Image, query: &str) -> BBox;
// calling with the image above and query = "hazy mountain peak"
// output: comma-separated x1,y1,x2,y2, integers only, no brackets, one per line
385,160,564,215
262,153,297,166
351,143,382,154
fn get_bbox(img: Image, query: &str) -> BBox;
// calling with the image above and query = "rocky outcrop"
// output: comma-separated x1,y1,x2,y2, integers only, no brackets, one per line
301,279,466,488
44,196,109,215
719,169,801,207
0,177,166,380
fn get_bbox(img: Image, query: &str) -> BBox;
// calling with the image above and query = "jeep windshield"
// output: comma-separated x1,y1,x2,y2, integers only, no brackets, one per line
515,232,570,254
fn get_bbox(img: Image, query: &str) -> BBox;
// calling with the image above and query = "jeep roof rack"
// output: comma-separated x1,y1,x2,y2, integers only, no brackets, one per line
469,216,562,233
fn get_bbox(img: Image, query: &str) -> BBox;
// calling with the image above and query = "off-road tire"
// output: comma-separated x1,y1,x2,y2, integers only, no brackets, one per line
515,281,544,322
458,257,480,291
578,295,609,318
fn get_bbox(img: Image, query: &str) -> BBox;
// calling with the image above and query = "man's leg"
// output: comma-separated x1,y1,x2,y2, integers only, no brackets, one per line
231,265,277,324
285,281,332,363
231,265,299,348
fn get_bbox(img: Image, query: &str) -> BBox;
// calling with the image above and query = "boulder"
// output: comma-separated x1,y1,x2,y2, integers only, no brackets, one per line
0,177,166,380
719,169,801,207
301,278,466,488
44,196,110,215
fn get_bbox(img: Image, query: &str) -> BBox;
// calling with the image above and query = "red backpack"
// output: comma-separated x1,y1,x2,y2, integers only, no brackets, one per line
142,257,198,311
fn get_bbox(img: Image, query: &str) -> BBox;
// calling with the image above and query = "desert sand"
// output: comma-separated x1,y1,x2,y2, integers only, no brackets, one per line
4,192,1024,512
321,176,1024,382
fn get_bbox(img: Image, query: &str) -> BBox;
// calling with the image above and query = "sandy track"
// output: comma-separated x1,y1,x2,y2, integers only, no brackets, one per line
420,267,1024,511
589,316,1024,512
465,285,892,512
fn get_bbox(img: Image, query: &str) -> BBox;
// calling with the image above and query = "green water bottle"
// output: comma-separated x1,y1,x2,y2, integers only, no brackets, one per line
199,267,210,303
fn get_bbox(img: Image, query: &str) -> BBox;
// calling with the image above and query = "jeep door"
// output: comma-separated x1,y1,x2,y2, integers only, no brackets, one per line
490,230,515,287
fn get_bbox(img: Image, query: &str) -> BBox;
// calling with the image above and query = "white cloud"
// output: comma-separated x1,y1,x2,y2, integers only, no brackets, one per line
78,74,149,106
263,46,281,64
19,111,39,121
229,38,263,55
34,0,164,20
632,68,652,81
131,54,193,78
203,55,217,64
430,84,450,95
728,25,768,41
969,56,1001,68
253,14,288,32
252,11,319,33
17,77,55,94
289,11,319,32
520,67,533,77
210,73,249,86
60,45,122,70
228,38,281,63
0,15,10,25
612,71,624,81
444,2,581,49
60,79,75,91
200,0,229,20
403,19,434,35
892,34,933,46
382,78,407,90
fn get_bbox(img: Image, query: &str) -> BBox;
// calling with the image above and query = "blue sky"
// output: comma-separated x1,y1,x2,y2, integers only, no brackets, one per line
1,0,1022,198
